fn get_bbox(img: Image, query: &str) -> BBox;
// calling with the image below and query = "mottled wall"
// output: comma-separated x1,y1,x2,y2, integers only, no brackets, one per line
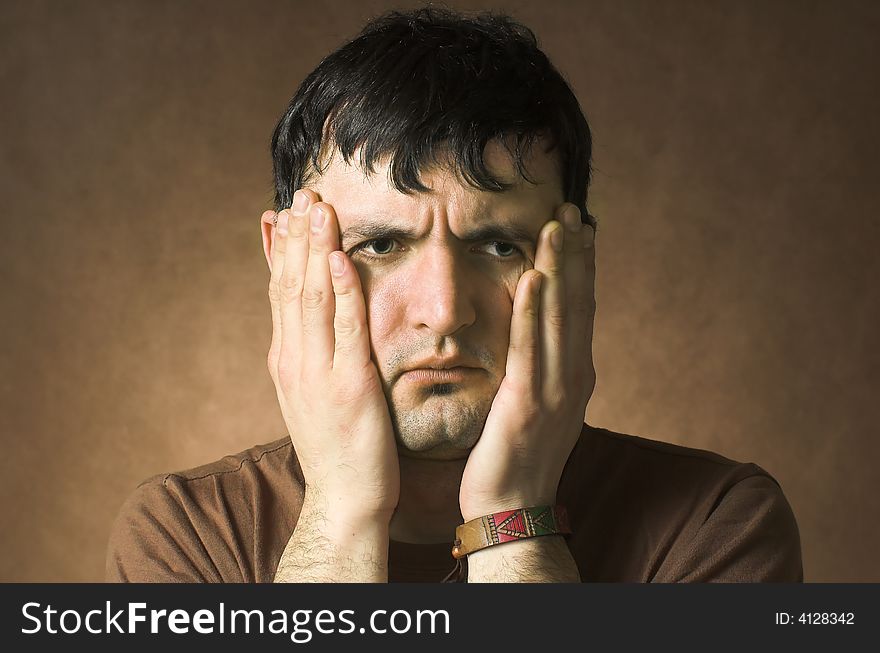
2,0,877,581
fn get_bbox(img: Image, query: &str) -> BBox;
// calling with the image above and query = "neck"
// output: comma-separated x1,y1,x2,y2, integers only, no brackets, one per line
389,455,466,544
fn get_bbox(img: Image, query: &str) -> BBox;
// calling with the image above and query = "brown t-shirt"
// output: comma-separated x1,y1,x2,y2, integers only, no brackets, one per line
105,424,803,582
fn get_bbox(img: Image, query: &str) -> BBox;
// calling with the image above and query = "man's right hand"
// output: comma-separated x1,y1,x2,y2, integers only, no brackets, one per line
264,189,399,581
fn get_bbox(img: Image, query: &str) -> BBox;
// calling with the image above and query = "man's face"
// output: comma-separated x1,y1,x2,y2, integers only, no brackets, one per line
308,140,565,460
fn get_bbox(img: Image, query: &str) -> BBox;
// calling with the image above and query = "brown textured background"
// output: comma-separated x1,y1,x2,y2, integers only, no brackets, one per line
2,0,878,582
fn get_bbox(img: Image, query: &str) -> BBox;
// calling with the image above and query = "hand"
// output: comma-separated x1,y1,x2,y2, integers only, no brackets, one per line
264,189,400,521
459,203,596,521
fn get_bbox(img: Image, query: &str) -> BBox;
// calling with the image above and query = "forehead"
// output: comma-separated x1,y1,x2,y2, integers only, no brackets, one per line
307,139,564,229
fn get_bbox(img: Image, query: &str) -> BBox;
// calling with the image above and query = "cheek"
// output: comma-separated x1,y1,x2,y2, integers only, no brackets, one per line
483,279,516,341
490,259,527,315
483,266,526,354
501,264,525,303
357,267,406,349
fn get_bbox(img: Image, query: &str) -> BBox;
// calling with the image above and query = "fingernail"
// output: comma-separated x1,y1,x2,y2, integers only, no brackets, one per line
310,206,325,234
278,210,289,236
329,252,345,277
293,191,309,214
550,224,563,252
563,206,582,233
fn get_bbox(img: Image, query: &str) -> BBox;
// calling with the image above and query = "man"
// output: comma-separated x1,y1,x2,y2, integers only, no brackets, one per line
106,8,802,582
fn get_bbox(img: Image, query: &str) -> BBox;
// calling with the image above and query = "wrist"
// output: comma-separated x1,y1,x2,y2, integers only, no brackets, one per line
276,487,391,583
304,482,397,525
460,492,558,523
300,487,391,554
302,485,394,539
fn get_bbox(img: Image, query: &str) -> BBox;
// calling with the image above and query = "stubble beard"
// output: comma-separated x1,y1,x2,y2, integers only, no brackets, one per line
378,338,501,460
387,387,494,460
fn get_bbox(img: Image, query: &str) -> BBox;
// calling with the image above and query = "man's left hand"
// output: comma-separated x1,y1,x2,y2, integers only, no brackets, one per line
459,203,596,521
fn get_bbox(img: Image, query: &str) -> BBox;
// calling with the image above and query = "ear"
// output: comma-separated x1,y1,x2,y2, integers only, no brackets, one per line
260,210,277,272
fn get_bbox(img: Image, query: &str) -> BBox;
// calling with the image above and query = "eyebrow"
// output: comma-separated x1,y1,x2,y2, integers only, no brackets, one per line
340,219,537,247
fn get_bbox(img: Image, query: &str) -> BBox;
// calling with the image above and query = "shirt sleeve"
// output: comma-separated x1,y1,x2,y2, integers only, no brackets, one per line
655,474,804,582
105,476,226,583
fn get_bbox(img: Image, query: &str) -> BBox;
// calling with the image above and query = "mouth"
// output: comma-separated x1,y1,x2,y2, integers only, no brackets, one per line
399,367,481,384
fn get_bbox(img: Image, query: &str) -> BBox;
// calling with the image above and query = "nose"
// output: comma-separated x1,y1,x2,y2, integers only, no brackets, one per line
406,244,476,337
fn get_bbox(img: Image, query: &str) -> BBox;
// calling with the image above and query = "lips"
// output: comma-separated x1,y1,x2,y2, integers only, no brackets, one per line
398,355,483,385
405,356,469,371
400,367,479,383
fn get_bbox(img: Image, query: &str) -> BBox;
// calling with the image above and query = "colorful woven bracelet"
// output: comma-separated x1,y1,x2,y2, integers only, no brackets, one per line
451,505,571,559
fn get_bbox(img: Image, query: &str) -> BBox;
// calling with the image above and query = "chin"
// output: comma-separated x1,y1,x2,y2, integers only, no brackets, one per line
397,442,472,461
389,389,490,458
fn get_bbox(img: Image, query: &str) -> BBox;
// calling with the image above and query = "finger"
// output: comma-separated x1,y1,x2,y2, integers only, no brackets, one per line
266,208,288,380
261,209,277,273
582,222,597,361
300,200,340,372
533,218,565,388
560,204,591,362
580,223,597,415
504,269,543,395
328,251,372,371
278,190,318,379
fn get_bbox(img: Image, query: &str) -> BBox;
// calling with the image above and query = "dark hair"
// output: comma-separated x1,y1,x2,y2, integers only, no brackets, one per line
271,6,595,227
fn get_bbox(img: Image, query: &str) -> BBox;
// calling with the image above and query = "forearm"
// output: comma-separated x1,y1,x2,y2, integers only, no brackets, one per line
466,536,580,582
274,487,391,583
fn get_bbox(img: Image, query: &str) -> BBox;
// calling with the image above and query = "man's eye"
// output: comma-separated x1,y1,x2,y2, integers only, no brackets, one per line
357,238,397,256
483,241,521,258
